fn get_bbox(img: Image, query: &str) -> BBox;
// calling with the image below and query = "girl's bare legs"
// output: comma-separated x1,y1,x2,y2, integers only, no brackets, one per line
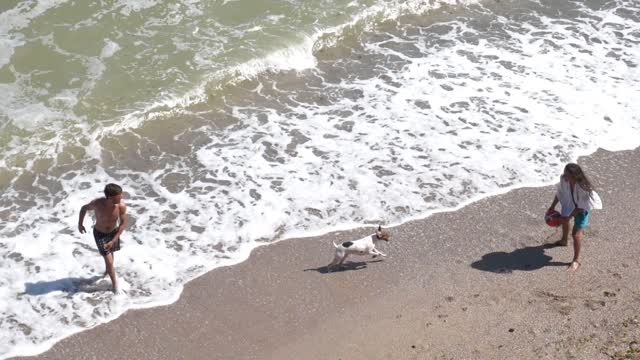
567,228,583,272
556,217,570,246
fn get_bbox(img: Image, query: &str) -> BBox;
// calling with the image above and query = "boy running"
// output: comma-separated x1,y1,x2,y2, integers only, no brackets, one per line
78,183,127,292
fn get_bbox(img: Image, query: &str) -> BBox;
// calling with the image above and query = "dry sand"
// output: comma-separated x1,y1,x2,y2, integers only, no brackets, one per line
18,147,640,360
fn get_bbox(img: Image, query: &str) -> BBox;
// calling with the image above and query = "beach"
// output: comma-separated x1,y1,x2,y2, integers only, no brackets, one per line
3,0,640,355
16,147,639,360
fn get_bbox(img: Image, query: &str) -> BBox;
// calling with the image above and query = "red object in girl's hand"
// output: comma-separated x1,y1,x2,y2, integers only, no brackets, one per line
545,210,562,227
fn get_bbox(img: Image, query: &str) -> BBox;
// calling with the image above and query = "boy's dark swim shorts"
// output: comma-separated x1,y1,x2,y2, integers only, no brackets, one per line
93,228,121,256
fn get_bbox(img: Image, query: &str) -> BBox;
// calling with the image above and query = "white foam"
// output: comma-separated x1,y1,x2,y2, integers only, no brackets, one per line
0,0,70,67
105,0,480,134
4,102,64,130
115,0,159,16
0,0,69,35
0,36,23,68
100,40,121,59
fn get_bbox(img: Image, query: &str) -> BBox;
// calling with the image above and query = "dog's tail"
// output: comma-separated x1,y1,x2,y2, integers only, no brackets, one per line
332,241,340,248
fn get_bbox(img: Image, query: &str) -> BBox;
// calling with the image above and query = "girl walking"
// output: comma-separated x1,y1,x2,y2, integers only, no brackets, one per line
547,163,602,272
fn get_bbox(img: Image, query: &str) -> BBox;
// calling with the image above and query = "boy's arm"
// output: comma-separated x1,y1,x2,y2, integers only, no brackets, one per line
107,203,127,247
78,200,96,234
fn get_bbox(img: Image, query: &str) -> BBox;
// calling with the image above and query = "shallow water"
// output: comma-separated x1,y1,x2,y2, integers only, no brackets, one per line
1,0,639,357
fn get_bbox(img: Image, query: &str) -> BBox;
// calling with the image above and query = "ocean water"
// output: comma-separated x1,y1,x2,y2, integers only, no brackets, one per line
1,0,639,357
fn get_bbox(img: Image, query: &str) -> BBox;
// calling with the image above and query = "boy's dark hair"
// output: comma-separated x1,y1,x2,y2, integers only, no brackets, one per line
104,183,123,198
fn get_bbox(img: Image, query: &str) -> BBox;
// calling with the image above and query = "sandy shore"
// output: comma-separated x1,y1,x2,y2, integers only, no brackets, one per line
18,147,640,360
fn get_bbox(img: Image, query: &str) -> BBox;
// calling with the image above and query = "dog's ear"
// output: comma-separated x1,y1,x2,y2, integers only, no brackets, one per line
378,225,382,232
376,228,390,241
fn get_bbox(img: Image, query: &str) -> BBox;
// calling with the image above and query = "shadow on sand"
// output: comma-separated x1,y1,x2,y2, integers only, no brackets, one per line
471,244,570,273
23,275,111,295
304,259,384,274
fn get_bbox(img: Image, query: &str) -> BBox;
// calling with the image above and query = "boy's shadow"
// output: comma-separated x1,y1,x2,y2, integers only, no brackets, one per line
23,275,109,295
304,259,384,274
471,244,570,273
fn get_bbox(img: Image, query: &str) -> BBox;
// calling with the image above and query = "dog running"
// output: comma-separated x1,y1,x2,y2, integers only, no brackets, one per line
327,225,390,270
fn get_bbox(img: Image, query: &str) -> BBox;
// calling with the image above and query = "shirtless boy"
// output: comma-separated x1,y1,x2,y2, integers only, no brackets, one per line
78,183,127,293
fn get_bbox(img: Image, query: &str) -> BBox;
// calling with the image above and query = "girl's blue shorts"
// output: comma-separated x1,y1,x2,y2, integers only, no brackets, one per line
574,210,590,230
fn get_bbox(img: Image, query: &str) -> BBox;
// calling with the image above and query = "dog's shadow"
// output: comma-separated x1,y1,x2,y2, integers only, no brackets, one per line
304,259,384,274
471,244,569,273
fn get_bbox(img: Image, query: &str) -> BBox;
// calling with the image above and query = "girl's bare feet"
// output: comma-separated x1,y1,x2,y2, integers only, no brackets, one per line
553,240,568,246
566,261,580,272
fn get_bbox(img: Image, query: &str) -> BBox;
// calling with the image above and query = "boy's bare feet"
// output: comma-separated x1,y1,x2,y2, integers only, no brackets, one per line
566,261,580,272
552,240,568,247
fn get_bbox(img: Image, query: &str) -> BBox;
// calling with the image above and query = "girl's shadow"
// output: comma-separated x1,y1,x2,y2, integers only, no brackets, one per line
23,275,110,295
471,244,569,273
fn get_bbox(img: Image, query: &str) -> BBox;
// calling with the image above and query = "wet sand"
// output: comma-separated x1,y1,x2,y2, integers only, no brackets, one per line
19,147,640,360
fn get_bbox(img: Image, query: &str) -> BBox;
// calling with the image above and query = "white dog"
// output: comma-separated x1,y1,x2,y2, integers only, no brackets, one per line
328,225,390,270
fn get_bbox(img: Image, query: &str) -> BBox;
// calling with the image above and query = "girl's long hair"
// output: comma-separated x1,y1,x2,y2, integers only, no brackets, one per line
564,163,594,192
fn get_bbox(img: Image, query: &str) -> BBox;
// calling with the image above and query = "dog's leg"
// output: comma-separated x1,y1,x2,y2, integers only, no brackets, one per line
370,248,387,257
338,253,349,266
327,253,341,271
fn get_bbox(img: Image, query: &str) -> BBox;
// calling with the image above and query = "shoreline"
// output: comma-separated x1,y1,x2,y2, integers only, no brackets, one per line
3,151,581,360
15,146,640,359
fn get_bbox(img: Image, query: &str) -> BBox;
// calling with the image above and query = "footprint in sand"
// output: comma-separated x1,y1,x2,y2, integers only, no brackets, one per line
584,299,606,311
536,290,574,315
